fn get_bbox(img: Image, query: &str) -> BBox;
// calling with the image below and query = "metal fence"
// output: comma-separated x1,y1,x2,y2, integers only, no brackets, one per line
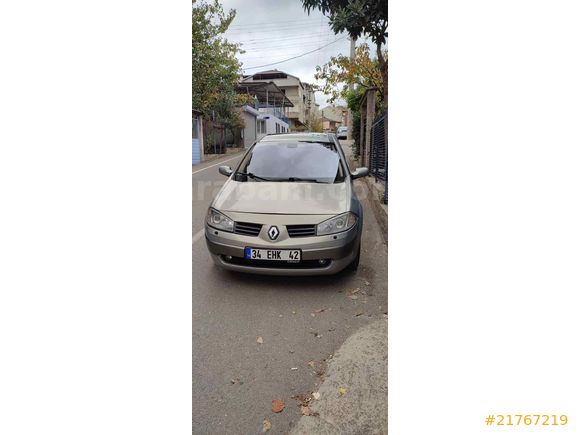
370,110,388,203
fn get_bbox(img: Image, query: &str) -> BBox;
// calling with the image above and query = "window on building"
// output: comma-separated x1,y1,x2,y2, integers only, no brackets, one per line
276,123,279,133
192,117,198,139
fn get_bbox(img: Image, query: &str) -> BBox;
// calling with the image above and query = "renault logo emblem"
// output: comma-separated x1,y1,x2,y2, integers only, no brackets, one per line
268,225,280,241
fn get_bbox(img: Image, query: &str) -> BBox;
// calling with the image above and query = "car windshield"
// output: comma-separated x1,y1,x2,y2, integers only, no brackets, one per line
236,141,344,184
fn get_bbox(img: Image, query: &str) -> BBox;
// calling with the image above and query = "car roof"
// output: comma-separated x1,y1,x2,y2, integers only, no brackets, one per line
259,132,334,143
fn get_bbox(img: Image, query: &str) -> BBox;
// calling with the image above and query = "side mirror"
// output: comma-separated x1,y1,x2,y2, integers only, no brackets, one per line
218,165,233,177
351,167,369,179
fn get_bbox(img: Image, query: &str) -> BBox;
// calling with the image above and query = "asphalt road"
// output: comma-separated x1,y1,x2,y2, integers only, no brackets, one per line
192,145,387,435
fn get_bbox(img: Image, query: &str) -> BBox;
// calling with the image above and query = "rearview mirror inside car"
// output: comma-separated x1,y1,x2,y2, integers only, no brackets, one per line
218,166,233,177
351,167,369,179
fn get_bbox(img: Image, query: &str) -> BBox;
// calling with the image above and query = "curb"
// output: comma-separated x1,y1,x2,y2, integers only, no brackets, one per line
348,153,388,244
290,319,388,435
362,177,388,244
195,147,246,166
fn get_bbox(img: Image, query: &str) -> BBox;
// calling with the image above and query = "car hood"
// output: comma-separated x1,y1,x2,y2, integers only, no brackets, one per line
213,181,349,215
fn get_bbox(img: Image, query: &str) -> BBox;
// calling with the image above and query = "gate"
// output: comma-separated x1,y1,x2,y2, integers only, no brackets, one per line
370,110,388,203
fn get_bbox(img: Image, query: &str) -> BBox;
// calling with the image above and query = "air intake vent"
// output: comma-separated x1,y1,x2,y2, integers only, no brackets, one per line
234,222,262,236
287,224,316,238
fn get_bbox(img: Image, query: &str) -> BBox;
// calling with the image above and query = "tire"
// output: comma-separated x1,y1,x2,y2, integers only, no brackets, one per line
347,243,361,272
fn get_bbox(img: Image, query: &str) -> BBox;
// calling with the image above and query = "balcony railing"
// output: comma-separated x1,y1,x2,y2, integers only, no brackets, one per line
256,104,289,125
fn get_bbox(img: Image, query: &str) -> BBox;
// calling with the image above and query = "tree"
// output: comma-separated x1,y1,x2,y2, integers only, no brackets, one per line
192,0,243,114
302,0,388,107
314,43,383,106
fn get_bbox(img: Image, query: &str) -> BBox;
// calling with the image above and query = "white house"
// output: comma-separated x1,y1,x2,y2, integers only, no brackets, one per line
256,111,289,142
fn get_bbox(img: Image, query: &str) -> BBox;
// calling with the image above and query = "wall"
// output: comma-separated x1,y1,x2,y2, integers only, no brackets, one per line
243,111,257,148
192,116,202,164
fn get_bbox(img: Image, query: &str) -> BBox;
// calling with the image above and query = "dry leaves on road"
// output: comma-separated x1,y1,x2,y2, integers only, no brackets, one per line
307,360,316,368
338,387,347,397
271,399,285,413
262,418,271,432
301,406,311,416
256,336,263,344
312,392,320,400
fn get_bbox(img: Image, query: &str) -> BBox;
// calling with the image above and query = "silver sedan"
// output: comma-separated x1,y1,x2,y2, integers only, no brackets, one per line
205,133,368,275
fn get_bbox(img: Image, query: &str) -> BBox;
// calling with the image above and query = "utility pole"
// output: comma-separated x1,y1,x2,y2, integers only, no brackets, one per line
347,37,356,141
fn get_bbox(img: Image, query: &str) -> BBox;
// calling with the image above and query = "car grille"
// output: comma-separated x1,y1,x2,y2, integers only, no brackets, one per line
233,221,263,237
286,224,317,238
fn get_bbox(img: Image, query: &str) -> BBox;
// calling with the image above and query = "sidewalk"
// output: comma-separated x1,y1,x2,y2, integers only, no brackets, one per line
290,319,388,435
341,140,388,243
194,147,246,167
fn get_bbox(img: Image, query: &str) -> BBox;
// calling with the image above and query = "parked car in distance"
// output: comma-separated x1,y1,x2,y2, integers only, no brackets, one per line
205,132,369,276
336,126,348,139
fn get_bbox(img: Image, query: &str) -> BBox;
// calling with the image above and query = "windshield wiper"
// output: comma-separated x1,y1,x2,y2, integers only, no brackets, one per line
234,171,273,182
285,177,327,183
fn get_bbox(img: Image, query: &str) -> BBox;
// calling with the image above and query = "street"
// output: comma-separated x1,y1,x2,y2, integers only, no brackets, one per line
192,143,388,435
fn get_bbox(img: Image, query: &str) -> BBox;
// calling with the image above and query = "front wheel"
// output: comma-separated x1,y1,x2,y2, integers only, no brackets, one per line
347,244,361,272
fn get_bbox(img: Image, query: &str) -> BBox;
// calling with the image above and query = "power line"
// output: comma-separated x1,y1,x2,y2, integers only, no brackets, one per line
243,37,347,71
231,31,336,46
229,18,325,28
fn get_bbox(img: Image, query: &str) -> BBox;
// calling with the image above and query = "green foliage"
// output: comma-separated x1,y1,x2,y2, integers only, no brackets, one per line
192,0,243,114
302,0,387,46
302,0,388,107
315,43,384,105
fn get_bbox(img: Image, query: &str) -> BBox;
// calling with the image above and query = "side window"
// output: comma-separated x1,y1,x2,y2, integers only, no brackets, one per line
192,118,198,139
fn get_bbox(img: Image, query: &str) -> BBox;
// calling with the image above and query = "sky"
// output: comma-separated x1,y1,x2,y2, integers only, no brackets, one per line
220,0,376,108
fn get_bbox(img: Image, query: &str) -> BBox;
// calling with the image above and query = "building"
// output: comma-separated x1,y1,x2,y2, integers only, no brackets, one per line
192,109,204,165
320,107,344,132
237,105,259,148
257,113,289,140
235,80,293,145
321,105,348,129
240,70,309,130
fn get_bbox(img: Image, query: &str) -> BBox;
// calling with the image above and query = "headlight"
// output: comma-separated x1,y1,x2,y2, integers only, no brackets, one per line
206,208,234,232
317,212,357,236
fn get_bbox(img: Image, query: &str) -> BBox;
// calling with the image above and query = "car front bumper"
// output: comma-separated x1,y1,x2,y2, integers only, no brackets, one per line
205,221,360,276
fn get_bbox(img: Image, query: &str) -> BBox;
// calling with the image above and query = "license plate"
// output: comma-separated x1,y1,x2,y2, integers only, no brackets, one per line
244,248,301,261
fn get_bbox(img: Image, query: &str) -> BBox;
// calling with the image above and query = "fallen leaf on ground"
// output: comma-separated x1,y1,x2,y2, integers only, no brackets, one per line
257,336,263,344
307,361,316,368
301,406,311,416
313,308,326,313
289,350,295,353
348,295,359,300
338,387,347,396
230,378,237,384
328,327,336,332
355,312,364,317
272,399,285,413
365,280,370,286
292,311,296,314
291,394,311,407
262,418,271,432
312,392,320,400
310,313,315,317
291,367,298,371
